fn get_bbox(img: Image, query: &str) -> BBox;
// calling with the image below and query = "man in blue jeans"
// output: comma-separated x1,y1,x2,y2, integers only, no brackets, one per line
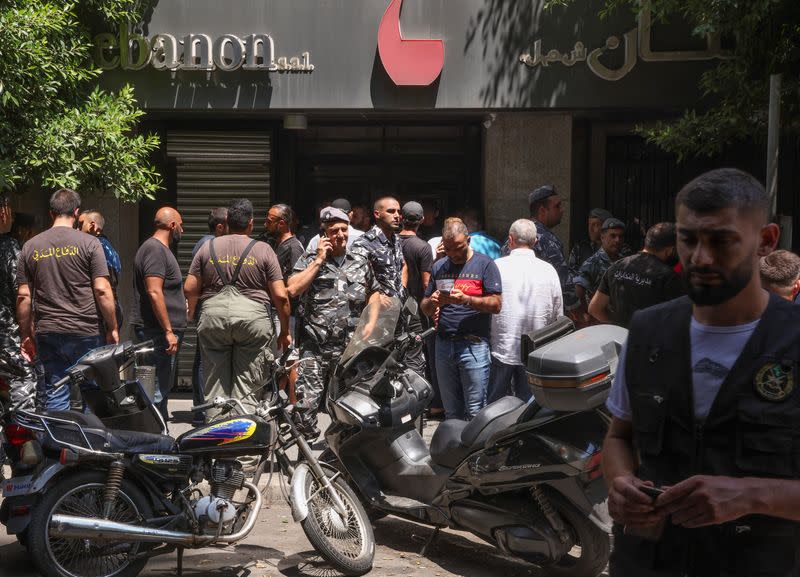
130,207,186,419
421,218,502,420
16,189,118,410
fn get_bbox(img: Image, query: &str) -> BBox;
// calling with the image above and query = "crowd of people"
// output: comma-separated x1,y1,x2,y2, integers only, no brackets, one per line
2,179,800,437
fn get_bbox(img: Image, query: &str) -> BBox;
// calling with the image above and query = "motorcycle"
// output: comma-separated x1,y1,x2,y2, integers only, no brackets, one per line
319,297,627,577
0,340,375,577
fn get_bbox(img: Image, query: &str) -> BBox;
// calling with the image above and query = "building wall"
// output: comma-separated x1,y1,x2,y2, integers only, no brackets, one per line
483,113,573,245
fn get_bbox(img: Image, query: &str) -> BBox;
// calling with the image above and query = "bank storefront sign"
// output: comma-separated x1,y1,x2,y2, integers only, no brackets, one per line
94,25,314,73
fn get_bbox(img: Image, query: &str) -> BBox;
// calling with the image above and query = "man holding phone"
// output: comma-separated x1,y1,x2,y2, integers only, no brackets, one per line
602,169,800,577
421,218,502,421
288,207,381,438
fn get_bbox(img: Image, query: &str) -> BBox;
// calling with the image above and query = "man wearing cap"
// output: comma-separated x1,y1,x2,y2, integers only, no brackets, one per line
575,218,626,314
399,201,434,303
400,201,442,416
305,198,364,251
569,208,614,276
501,185,578,312
288,207,381,437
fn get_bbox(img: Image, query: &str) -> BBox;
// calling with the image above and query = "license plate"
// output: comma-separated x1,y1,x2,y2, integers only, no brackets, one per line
3,476,33,497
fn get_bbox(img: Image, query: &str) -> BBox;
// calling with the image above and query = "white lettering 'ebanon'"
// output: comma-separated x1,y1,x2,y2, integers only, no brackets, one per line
94,25,314,73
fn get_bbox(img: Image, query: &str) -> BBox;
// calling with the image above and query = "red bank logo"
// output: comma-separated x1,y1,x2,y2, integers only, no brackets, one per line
378,0,444,86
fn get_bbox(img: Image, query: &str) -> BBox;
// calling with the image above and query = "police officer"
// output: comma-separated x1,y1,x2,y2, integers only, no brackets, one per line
0,197,38,412
288,207,381,437
602,168,800,577
574,217,626,313
352,196,427,377
568,207,613,276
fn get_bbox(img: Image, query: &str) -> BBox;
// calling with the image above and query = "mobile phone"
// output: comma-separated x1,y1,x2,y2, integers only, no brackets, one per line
439,289,451,297
639,485,665,500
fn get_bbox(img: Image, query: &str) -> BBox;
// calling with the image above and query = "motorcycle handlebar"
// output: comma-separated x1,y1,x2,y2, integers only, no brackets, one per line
51,374,72,391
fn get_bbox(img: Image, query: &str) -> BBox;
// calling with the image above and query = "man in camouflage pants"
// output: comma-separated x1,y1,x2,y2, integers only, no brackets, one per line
288,207,381,438
0,197,38,413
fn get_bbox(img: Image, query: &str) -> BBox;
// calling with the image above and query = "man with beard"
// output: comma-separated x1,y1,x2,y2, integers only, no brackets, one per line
421,218,502,420
131,206,186,418
600,168,800,577
352,196,426,376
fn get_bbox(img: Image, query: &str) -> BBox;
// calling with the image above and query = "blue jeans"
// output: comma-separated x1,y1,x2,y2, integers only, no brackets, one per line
36,333,104,411
487,356,533,405
435,336,490,420
135,327,184,419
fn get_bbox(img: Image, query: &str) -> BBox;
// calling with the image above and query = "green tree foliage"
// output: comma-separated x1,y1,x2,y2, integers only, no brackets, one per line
0,0,160,200
547,0,800,159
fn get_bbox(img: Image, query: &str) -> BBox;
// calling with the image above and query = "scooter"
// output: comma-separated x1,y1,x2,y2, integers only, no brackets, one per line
319,297,627,577
0,341,375,577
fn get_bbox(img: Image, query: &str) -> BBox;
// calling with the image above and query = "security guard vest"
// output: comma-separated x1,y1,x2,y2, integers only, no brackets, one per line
615,295,800,577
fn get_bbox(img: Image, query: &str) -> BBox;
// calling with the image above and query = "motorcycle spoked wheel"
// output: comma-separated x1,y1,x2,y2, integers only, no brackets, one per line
300,471,375,576
27,470,152,577
539,493,610,577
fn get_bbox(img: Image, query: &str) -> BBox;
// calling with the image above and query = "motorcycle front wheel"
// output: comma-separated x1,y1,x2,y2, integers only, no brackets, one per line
27,469,152,577
300,472,375,576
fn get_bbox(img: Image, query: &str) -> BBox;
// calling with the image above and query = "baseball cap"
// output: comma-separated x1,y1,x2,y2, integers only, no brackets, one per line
331,198,352,213
601,217,626,231
402,201,424,222
589,208,614,222
320,207,350,224
528,185,557,206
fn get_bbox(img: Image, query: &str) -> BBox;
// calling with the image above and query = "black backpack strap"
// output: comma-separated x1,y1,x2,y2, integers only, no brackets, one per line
230,239,259,286
208,239,229,286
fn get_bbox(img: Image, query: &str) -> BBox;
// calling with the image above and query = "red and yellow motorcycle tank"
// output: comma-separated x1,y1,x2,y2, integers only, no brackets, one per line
177,417,271,456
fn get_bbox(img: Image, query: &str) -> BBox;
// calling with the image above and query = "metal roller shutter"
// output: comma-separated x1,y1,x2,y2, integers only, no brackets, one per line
167,131,272,389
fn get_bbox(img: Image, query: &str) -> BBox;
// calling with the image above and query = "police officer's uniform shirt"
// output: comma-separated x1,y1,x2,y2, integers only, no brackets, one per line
351,225,405,298
608,317,760,421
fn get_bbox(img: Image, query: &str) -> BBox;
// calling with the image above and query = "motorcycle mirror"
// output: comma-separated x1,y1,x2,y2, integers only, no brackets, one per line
402,298,419,319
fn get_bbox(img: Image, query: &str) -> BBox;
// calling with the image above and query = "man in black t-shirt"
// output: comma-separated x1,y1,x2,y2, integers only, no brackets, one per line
131,207,186,418
398,201,433,302
589,222,683,328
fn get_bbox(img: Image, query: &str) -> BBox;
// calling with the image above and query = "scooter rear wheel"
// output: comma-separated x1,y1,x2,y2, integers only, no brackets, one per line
300,472,375,576
545,494,610,577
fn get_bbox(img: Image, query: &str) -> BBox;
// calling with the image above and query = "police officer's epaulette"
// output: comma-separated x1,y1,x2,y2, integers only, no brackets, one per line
364,230,378,241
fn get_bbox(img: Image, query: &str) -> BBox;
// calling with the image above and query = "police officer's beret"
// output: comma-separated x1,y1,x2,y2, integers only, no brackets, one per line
331,198,351,213
589,208,614,222
320,207,350,224
528,185,557,206
402,201,424,222
601,217,626,231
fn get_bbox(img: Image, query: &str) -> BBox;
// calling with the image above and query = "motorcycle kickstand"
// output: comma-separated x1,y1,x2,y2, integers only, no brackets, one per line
177,546,184,576
419,526,440,556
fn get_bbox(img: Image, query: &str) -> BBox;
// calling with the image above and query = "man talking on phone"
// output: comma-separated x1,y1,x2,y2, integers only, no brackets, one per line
602,169,800,577
288,207,381,439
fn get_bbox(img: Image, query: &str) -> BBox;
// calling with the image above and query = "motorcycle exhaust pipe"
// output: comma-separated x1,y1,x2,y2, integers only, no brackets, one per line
50,481,262,546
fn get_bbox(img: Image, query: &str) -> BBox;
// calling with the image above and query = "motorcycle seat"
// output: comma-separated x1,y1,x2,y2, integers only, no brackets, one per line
39,412,175,454
430,397,527,469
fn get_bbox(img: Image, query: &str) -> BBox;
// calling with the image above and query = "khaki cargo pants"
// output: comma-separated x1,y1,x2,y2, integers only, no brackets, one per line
197,290,274,426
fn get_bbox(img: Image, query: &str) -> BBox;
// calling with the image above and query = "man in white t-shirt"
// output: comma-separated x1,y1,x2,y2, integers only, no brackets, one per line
601,168,800,577
488,219,562,404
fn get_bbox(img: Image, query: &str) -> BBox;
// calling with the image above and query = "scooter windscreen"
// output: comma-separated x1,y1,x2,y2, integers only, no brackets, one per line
339,297,402,366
